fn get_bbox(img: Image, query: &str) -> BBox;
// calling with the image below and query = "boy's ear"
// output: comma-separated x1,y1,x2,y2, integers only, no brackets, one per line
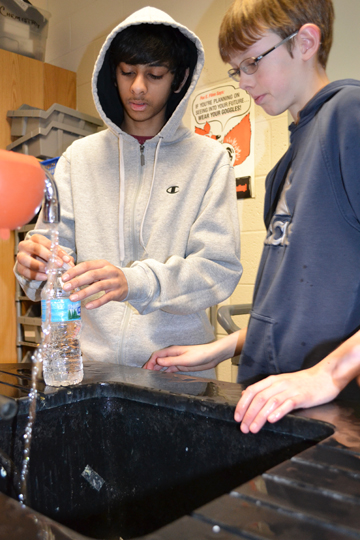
297,23,321,61
174,68,190,93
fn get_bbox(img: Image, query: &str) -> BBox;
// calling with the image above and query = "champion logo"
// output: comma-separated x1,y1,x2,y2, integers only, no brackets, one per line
166,186,180,194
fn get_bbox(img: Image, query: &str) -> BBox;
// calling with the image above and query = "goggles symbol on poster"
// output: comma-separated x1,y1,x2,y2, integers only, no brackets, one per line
191,83,255,199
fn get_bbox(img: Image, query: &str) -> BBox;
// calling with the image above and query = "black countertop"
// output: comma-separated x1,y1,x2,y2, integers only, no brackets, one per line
0,360,360,540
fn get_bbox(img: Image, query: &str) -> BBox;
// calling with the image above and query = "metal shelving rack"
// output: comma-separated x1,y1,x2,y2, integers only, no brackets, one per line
12,159,59,363
14,223,42,362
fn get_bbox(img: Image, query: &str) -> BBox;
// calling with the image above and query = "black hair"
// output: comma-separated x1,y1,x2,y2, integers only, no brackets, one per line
101,23,198,123
110,24,195,90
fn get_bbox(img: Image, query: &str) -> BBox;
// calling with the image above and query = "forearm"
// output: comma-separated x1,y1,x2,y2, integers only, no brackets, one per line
234,327,247,356
124,254,242,315
143,326,248,373
210,327,247,365
317,330,360,392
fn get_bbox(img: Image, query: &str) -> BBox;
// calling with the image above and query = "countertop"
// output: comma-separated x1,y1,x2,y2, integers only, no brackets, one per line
0,360,359,540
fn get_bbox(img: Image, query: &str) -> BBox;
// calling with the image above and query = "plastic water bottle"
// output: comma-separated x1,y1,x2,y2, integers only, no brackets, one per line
41,265,83,386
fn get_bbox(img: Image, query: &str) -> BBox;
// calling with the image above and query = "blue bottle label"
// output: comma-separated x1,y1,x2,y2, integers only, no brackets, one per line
41,299,81,323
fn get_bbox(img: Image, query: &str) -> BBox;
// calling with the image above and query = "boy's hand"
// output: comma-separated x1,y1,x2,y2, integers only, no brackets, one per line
143,343,219,372
234,361,348,434
17,233,73,281
61,260,128,308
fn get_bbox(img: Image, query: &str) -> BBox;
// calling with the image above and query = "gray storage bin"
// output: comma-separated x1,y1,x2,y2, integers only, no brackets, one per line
6,120,93,159
18,304,42,344
8,103,103,137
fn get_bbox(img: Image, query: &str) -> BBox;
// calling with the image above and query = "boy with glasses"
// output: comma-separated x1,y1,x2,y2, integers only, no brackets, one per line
145,0,360,423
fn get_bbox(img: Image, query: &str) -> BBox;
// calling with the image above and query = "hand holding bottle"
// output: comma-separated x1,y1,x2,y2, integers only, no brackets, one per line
17,233,73,281
61,259,129,309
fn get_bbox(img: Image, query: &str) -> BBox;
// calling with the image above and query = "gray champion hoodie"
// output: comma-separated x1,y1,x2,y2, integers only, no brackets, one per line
16,6,242,373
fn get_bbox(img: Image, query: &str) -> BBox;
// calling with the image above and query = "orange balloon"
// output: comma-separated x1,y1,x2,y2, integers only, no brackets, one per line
0,150,45,239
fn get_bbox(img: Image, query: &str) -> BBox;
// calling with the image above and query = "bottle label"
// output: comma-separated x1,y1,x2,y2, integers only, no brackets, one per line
41,299,81,323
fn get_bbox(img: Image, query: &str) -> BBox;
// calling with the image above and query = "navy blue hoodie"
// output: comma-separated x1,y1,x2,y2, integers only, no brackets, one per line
239,80,360,386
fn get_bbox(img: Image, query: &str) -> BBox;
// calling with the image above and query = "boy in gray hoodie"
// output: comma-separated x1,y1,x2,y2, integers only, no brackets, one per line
15,7,241,375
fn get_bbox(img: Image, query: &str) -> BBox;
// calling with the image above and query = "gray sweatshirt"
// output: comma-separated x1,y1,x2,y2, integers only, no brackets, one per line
16,7,242,374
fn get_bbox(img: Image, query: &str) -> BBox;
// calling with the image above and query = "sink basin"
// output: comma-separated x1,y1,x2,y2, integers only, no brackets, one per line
0,363,333,540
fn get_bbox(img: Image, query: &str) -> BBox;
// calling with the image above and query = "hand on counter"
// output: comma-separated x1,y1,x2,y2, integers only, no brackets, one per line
61,259,128,308
17,233,73,281
143,331,244,372
235,345,360,434
143,342,223,372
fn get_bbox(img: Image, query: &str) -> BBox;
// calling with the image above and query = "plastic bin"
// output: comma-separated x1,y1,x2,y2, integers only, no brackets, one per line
18,303,42,344
8,103,103,138
0,0,50,61
6,121,92,159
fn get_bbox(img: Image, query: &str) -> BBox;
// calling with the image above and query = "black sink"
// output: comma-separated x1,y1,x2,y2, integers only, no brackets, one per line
0,362,333,540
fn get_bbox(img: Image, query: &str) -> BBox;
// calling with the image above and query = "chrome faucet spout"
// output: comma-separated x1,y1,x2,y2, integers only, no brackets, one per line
41,167,60,223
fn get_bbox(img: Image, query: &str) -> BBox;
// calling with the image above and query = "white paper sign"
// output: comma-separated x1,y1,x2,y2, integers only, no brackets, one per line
191,81,255,198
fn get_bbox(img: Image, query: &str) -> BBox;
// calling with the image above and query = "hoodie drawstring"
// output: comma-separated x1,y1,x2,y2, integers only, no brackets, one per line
118,135,126,263
139,137,163,252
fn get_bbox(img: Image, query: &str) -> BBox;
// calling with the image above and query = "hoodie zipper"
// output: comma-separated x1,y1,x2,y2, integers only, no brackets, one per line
140,144,145,166
117,142,146,365
132,143,146,259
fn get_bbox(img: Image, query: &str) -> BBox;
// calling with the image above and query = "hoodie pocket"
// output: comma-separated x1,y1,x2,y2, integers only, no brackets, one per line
239,311,280,382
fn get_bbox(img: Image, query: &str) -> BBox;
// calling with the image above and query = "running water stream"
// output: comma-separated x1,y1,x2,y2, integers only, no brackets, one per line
19,225,60,508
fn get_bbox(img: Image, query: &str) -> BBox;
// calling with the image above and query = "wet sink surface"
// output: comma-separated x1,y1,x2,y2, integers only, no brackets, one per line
0,361,358,540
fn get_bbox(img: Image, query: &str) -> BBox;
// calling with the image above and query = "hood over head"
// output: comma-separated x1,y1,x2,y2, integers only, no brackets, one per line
92,6,204,138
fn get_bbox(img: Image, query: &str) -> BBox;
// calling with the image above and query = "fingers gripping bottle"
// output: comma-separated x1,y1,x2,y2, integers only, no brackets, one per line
41,264,83,386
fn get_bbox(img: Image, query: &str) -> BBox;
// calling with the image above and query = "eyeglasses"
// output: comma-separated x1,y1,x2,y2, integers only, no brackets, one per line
228,31,298,82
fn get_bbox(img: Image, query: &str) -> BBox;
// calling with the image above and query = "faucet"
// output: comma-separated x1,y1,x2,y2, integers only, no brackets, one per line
41,167,60,223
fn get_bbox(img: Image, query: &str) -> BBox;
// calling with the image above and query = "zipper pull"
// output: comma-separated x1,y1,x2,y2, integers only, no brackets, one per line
140,144,145,166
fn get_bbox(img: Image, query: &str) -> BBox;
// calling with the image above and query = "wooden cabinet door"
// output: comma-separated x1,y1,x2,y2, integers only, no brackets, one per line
0,49,76,363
